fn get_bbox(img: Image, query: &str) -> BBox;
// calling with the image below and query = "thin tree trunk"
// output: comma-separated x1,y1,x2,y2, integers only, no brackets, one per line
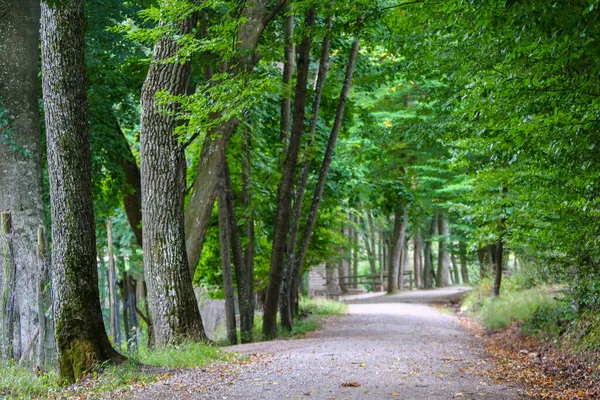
36,227,48,369
280,7,294,142
222,161,253,343
241,129,255,343
115,123,143,247
436,213,451,288
41,0,122,382
361,216,377,276
0,0,47,362
399,239,410,290
368,214,378,272
387,207,407,294
459,241,470,284
423,215,437,289
494,185,508,296
263,10,317,339
279,14,333,331
106,219,120,346
413,228,421,289
352,216,359,289
217,181,237,345
291,39,361,307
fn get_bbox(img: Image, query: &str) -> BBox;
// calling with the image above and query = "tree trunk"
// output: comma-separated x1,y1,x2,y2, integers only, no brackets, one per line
352,216,359,289
279,15,332,331
368,214,378,272
423,215,437,289
115,123,143,247
0,0,48,362
241,129,255,343
106,220,120,346
436,213,451,288
280,7,294,142
217,181,237,345
459,241,469,284
387,207,407,294
361,216,377,276
184,0,284,276
413,228,421,289
399,239,410,290
290,39,361,308
222,161,253,343
263,10,317,339
494,185,508,296
139,11,207,345
40,0,122,382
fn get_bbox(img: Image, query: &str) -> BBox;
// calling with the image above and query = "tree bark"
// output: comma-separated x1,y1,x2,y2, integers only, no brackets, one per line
217,180,237,345
241,129,255,342
280,7,294,142
387,207,407,294
422,215,437,289
106,220,120,346
0,0,48,362
494,185,508,296
40,0,122,382
263,10,317,339
459,241,469,284
436,213,451,288
222,161,254,343
291,39,361,307
413,228,421,289
279,14,333,331
139,11,207,345
361,216,377,276
368,214,378,274
115,123,143,247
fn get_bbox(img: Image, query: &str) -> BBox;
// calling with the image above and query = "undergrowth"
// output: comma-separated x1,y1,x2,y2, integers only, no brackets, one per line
463,277,578,343
0,342,227,399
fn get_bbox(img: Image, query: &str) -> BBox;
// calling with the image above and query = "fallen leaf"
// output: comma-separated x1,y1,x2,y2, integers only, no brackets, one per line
341,382,362,387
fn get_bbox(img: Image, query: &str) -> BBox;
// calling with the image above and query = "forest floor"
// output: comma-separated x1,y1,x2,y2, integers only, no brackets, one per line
118,288,527,400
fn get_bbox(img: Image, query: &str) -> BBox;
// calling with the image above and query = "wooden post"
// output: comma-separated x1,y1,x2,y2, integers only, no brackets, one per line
106,219,120,346
1,212,15,358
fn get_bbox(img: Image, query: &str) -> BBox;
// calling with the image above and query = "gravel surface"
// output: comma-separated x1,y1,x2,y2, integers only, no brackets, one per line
123,288,527,400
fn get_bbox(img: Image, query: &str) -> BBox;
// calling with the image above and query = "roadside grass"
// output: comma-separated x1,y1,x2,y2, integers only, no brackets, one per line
462,278,570,336
1,342,229,399
251,296,348,340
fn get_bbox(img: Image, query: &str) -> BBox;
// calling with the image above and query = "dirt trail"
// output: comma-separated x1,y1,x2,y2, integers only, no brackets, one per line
124,288,526,399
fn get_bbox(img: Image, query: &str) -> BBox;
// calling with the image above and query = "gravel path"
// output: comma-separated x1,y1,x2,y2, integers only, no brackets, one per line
124,288,527,399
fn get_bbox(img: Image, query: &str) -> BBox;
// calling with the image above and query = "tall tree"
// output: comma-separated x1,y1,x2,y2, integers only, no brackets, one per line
387,207,407,294
139,6,207,345
184,0,286,274
436,213,450,288
0,0,48,362
291,38,362,306
263,10,317,339
40,0,122,382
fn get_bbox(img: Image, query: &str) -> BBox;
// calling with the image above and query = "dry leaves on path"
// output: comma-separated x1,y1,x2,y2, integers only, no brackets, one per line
341,381,362,387
459,316,600,399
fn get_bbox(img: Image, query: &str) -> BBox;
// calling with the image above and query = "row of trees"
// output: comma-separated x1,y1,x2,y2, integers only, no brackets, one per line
1,0,598,384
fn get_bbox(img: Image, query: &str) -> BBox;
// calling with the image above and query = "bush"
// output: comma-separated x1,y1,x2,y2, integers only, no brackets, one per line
463,277,567,333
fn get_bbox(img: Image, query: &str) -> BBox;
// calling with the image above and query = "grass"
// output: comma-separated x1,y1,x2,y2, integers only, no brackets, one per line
462,278,567,333
1,297,347,398
0,342,229,399
250,296,348,340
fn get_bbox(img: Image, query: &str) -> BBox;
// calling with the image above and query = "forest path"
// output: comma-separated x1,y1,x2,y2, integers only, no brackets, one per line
125,288,527,399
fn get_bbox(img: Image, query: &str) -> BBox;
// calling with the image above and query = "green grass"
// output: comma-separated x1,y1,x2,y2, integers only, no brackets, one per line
133,341,229,368
463,278,566,333
0,342,229,399
298,296,348,316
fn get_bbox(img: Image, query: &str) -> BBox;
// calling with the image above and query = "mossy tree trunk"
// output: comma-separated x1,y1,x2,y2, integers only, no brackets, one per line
0,0,49,362
139,11,208,346
40,0,122,383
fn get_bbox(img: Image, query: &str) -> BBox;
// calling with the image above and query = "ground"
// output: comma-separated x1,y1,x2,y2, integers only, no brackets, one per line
123,288,527,399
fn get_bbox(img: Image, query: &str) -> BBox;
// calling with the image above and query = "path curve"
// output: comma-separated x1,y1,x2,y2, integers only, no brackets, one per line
125,288,526,399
